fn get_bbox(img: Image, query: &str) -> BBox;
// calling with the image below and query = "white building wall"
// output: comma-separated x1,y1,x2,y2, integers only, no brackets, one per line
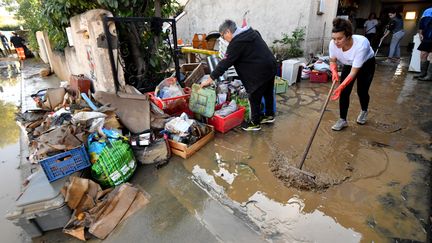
305,0,339,55
177,0,338,56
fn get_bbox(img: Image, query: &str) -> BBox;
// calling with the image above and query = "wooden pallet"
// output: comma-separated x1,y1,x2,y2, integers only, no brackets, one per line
168,125,214,159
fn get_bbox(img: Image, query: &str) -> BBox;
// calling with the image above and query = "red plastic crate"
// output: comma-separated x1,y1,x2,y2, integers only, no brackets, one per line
309,71,329,83
208,106,246,133
148,88,192,116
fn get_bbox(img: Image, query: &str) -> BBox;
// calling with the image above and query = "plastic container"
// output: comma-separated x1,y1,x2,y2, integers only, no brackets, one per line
274,76,288,94
148,88,191,116
6,170,73,238
40,145,91,182
189,84,217,118
309,70,329,83
208,106,246,133
282,59,301,86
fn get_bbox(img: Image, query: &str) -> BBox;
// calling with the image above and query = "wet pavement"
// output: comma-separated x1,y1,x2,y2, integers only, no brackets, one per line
0,58,29,243
0,57,430,242
179,58,431,242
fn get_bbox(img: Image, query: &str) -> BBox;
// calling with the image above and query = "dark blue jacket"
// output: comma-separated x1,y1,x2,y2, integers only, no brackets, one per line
420,16,432,40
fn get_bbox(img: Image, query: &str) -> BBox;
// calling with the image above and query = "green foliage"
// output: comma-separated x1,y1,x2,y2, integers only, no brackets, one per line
10,0,180,51
0,24,21,31
10,0,181,89
272,27,306,60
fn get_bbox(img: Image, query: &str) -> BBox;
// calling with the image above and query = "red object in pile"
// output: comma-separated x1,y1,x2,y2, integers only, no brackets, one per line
309,70,329,83
70,74,92,94
148,88,192,116
208,106,246,133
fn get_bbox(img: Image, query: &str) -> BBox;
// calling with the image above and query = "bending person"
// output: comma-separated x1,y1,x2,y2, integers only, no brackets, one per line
329,18,376,131
200,19,277,131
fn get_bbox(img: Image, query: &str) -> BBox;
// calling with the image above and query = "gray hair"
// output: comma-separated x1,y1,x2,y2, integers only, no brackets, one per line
219,19,237,34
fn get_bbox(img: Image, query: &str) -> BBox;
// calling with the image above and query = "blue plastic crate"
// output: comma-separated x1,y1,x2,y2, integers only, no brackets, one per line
40,145,91,182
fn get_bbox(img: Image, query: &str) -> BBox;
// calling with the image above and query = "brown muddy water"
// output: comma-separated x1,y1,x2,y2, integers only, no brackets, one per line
182,61,431,242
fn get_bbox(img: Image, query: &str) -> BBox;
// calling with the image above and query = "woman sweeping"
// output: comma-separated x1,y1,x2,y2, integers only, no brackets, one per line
329,18,376,131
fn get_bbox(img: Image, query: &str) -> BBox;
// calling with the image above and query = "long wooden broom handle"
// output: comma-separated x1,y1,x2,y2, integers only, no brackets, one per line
298,80,337,169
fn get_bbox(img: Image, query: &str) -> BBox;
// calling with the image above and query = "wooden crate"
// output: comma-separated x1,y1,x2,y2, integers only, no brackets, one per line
168,125,214,159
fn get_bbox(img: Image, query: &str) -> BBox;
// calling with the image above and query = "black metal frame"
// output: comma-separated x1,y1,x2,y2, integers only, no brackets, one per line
102,16,180,93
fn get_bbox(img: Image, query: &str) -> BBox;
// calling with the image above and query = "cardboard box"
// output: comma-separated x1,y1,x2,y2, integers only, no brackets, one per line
168,125,214,159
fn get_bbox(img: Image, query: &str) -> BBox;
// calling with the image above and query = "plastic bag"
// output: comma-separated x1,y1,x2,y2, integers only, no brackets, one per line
88,129,136,187
155,77,184,99
164,112,195,135
215,100,238,117
189,84,217,118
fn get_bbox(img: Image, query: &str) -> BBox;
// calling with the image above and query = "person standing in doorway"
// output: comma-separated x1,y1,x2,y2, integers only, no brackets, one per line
364,13,378,48
0,32,11,55
10,32,26,61
414,7,432,81
200,19,277,131
328,18,376,131
381,8,405,64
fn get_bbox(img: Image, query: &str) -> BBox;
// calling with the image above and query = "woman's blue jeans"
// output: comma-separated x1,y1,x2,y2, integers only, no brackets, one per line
388,30,405,58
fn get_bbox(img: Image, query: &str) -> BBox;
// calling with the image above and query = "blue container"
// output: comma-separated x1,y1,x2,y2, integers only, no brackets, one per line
261,90,276,114
40,145,91,182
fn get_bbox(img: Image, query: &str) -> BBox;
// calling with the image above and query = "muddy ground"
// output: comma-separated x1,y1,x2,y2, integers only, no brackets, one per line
182,59,431,242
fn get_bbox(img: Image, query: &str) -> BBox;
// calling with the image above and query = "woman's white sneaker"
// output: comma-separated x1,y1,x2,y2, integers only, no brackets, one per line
331,119,348,131
356,110,368,125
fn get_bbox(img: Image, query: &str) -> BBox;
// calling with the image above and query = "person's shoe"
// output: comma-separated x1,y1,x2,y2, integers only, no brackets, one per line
391,57,401,63
356,110,368,125
418,63,432,81
331,119,348,131
241,121,261,131
380,59,397,65
260,115,275,124
414,61,429,79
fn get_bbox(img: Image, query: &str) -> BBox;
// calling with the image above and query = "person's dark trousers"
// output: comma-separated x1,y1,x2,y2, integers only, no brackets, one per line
248,76,275,124
339,57,375,120
365,33,376,50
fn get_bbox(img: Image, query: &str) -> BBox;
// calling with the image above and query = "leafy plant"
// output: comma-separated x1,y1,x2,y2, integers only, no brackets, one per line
0,24,21,31
272,27,306,60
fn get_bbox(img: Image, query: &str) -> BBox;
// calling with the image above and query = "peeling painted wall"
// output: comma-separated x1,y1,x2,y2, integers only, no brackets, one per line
36,9,124,92
176,0,338,56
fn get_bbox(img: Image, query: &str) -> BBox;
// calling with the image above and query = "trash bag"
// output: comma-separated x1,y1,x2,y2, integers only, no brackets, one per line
87,129,136,187
155,77,184,99
133,136,171,167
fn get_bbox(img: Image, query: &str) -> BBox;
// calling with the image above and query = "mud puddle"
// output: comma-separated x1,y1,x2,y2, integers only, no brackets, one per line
181,62,431,242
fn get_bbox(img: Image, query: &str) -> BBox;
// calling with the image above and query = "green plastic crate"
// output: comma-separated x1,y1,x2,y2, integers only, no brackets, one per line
274,76,288,94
